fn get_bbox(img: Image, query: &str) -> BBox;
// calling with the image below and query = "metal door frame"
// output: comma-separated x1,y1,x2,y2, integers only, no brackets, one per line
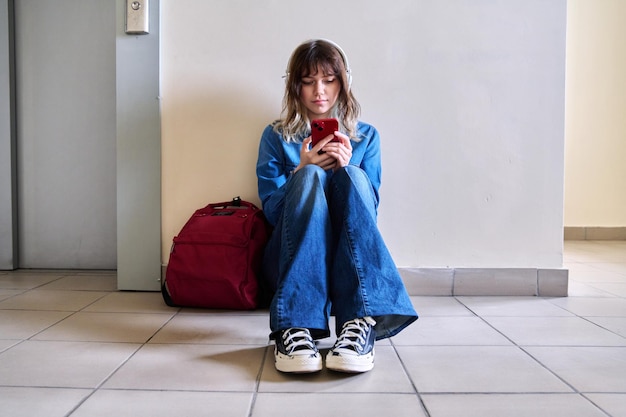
0,0,17,270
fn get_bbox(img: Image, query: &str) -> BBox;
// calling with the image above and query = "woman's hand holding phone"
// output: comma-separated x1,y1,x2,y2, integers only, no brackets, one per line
297,128,352,173
319,131,351,170
297,135,337,172
294,118,352,173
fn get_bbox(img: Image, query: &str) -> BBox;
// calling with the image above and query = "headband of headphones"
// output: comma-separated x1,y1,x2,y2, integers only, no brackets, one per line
285,39,352,89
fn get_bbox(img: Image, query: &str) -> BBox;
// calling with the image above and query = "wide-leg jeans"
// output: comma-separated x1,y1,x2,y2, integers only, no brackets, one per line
262,164,418,340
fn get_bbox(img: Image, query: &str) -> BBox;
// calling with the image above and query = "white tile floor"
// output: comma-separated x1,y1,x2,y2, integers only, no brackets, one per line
0,241,625,417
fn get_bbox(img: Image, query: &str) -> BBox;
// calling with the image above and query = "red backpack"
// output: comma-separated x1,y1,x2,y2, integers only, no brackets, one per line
162,197,271,309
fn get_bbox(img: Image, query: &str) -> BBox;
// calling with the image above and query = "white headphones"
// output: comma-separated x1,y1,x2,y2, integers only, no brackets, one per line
285,39,352,90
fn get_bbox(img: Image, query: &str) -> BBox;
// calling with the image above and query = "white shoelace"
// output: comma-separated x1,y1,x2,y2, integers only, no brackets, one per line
333,317,376,351
282,328,316,355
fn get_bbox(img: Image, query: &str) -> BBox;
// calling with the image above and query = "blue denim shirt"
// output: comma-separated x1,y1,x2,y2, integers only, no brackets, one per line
256,121,382,226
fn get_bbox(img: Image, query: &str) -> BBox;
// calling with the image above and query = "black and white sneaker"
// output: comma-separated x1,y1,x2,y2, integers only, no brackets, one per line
326,317,376,373
274,328,322,373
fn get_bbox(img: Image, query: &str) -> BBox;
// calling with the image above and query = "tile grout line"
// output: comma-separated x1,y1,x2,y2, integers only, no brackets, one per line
578,393,615,417
514,345,615,417
459,292,624,415
452,296,594,399
63,304,183,416
247,344,271,417
63,342,145,417
388,337,432,417
8,285,115,344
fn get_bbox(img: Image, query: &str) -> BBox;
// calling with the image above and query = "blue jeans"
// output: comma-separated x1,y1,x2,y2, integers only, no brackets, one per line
262,164,418,340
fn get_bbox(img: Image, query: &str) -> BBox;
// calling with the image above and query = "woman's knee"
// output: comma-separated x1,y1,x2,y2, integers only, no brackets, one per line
333,165,370,189
295,164,326,179
331,166,377,210
288,164,327,193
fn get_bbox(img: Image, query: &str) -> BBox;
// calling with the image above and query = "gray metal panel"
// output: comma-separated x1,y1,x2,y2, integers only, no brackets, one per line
115,0,161,290
0,0,17,270
15,0,116,269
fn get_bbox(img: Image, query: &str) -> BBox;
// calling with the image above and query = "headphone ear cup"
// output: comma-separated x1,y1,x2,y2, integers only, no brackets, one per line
321,39,351,91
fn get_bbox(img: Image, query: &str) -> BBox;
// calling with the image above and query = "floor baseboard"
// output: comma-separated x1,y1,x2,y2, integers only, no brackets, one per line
399,267,568,297
564,227,626,240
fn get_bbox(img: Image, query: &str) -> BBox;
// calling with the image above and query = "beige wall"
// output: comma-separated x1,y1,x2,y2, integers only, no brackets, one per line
564,0,626,227
161,1,567,269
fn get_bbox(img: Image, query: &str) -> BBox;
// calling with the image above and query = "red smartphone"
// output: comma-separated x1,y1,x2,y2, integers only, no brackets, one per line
311,118,339,147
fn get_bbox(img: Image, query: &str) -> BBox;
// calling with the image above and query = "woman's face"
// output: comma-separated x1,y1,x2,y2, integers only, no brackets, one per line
299,65,341,120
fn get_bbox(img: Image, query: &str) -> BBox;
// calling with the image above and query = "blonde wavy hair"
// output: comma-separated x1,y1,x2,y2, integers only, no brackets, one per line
273,39,361,143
